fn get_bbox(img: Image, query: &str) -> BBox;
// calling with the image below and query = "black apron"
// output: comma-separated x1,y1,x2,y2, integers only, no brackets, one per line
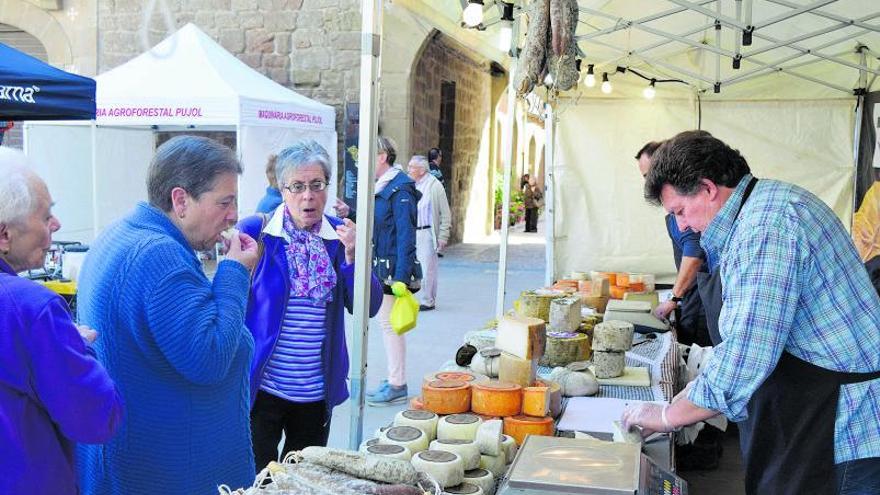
696,177,880,494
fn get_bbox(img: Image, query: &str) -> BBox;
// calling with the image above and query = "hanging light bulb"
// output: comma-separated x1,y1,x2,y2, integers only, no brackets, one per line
497,2,514,51
463,0,484,27
601,72,612,94
584,64,596,87
544,72,554,86
643,80,656,99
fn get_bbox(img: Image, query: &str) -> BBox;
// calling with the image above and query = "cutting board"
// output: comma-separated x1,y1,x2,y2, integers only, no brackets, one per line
588,366,651,387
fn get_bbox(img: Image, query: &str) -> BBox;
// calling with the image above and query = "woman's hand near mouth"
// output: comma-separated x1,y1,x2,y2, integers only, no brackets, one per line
336,218,357,264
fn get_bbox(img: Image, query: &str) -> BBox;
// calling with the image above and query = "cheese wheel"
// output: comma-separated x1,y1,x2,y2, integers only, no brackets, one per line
424,370,490,386
470,381,522,417
549,296,582,332
501,435,518,464
479,451,507,477
597,272,617,286
497,352,537,389
394,409,439,441
469,348,501,378
609,285,628,300
443,482,484,495
592,351,625,378
422,380,471,415
539,332,590,367
590,276,611,297
516,290,564,321
502,415,554,445
464,468,495,495
548,367,599,396
365,443,413,460
430,439,481,470
411,450,465,488
464,328,499,351
437,414,483,442
358,437,380,452
380,425,430,453
593,320,634,352
495,314,546,360
521,385,550,417
533,379,563,418
581,295,609,313
475,419,503,456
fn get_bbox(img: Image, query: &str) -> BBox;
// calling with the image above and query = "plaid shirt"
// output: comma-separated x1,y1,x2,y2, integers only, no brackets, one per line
689,174,880,463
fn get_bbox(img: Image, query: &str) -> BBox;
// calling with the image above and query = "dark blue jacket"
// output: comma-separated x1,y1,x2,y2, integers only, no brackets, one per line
373,171,421,284
255,187,282,214
238,213,383,415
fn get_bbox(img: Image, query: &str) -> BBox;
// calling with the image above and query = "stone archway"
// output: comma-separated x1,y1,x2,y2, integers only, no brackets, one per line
0,1,73,67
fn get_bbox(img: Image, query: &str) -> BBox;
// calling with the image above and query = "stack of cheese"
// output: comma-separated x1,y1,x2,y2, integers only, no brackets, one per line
541,296,591,367
592,320,634,378
515,289,566,322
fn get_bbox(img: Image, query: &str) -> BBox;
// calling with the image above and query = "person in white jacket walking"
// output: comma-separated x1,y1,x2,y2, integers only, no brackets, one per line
407,155,451,310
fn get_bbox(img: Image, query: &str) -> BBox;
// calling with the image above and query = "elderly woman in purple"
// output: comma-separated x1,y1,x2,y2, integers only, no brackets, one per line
0,148,123,495
238,139,383,471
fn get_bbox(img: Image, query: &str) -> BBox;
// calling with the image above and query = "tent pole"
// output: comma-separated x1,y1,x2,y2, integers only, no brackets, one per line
852,48,867,227
663,0,749,30
349,0,382,450
543,103,555,287
575,0,717,41
496,21,520,319
715,1,722,89
753,0,837,31
91,122,98,241
734,0,743,66
766,0,880,34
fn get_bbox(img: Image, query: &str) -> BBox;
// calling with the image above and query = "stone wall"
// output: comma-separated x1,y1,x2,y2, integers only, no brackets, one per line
97,0,362,161
410,33,493,243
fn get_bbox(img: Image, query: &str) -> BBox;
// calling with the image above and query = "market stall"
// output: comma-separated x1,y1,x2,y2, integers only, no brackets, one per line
23,23,337,243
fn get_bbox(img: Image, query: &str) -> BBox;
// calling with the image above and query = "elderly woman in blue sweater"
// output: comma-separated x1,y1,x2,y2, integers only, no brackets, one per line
0,148,123,495
239,139,383,471
76,136,260,494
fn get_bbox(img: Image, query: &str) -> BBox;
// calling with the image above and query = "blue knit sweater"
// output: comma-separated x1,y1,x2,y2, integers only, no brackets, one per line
76,202,255,494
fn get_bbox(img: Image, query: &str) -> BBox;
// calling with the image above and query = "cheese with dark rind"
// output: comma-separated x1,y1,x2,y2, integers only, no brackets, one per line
422,380,471,415
539,331,590,367
411,450,465,488
437,414,484,442
394,409,439,440
430,439,482,470
464,468,495,495
443,482,484,495
516,290,566,321
366,443,413,460
380,425,429,453
502,415,555,445
592,320,634,352
470,381,523,417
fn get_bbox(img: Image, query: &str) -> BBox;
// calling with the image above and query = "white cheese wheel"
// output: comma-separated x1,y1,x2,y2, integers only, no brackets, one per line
464,468,496,495
394,409,440,441
549,296,582,333
358,437,380,453
437,414,483,442
475,419,503,456
411,450,465,488
592,350,626,379
479,451,507,478
501,435,518,464
365,443,413,460
443,482,484,495
593,320,635,352
380,425,430,453
430,439,481,470
548,367,600,396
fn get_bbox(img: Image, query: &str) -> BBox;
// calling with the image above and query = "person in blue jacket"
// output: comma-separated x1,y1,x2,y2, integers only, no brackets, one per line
0,147,123,495
255,153,283,214
76,136,260,494
238,139,383,471
366,136,422,406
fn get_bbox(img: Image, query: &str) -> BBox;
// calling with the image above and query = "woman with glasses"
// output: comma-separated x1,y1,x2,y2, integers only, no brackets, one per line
238,139,383,471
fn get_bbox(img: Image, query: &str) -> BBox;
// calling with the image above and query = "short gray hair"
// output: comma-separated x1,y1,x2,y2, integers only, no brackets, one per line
377,136,397,165
275,140,332,186
147,135,242,212
408,155,429,169
0,147,39,226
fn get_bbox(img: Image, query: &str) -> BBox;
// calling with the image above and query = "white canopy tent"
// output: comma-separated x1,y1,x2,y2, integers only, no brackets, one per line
24,23,337,242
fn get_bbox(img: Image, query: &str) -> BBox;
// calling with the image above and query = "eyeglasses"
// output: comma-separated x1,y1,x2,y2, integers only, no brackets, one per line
283,180,328,194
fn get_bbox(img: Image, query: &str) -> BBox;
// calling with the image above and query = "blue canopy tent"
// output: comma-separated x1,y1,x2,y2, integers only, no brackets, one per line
0,42,96,123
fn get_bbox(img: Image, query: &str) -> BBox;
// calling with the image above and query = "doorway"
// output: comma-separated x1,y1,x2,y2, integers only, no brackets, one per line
438,80,456,204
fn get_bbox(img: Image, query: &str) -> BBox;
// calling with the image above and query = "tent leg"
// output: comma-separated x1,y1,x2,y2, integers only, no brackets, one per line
348,0,382,451
91,122,99,241
543,103,555,287
496,22,520,319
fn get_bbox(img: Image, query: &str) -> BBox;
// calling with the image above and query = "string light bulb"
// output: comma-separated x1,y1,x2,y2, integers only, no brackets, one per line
497,2,514,51
601,72,612,94
584,64,595,87
463,0,484,27
643,80,656,99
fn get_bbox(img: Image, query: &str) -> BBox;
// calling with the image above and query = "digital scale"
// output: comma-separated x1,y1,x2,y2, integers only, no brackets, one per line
497,435,687,495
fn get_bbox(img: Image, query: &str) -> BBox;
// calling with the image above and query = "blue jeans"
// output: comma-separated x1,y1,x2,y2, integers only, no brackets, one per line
836,457,880,495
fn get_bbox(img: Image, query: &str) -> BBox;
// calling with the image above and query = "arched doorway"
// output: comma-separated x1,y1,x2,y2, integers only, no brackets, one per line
0,23,49,148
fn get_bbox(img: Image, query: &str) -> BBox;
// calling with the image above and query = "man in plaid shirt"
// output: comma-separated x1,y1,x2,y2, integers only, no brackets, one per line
622,131,880,495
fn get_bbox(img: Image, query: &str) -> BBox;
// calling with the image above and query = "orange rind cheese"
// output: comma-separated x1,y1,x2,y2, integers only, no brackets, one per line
422,380,471,415
470,381,522,417
522,385,550,417
503,415,555,445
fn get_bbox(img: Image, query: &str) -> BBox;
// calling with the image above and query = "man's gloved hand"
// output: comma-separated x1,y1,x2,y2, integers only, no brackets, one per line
621,402,678,438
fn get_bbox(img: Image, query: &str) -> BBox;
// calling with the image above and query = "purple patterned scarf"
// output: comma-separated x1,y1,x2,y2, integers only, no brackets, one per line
282,206,336,305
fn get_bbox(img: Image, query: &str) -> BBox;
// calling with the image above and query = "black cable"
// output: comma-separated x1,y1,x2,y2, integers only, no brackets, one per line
623,67,688,86
697,94,702,129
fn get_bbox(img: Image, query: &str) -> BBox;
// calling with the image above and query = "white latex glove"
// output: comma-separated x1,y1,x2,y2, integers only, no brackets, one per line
621,402,676,438
672,380,695,404
76,324,98,344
